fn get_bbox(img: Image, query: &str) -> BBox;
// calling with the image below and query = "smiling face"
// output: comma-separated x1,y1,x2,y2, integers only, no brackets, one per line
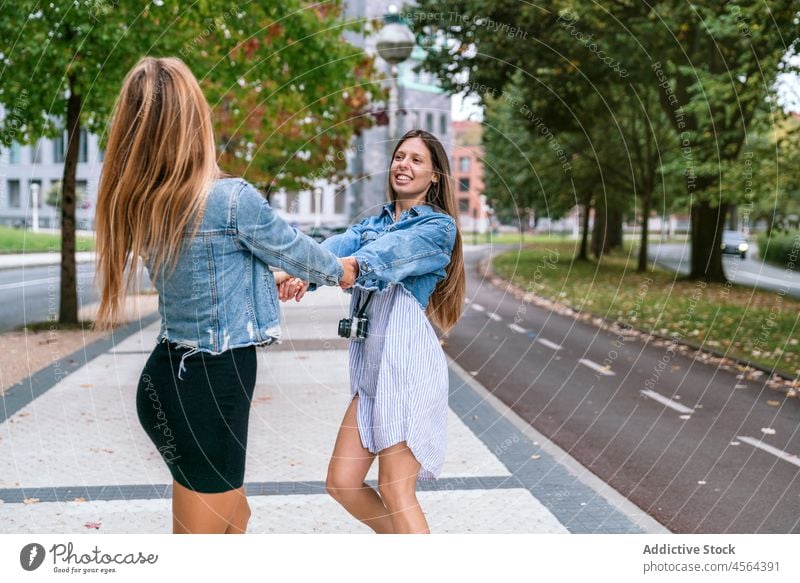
390,137,439,203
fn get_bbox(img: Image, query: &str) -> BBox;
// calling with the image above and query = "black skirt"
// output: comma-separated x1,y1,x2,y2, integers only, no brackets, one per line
136,341,257,493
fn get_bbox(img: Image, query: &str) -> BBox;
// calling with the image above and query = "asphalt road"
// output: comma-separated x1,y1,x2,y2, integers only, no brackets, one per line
0,263,150,331
650,242,800,298
445,245,800,533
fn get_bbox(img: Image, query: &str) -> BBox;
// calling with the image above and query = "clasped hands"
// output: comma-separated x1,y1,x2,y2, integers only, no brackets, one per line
274,257,359,302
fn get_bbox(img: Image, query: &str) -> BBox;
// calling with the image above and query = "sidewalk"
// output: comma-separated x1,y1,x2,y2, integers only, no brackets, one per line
0,287,668,534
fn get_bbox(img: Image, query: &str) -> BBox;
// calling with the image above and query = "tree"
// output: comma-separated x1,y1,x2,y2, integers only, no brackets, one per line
0,1,377,324
410,0,799,281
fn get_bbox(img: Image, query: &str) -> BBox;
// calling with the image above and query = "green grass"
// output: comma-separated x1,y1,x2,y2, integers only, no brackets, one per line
493,242,800,376
0,226,95,254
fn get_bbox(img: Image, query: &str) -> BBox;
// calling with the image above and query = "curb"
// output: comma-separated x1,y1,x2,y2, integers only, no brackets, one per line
482,252,799,389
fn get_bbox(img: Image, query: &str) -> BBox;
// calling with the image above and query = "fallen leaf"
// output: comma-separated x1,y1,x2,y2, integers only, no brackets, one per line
697,480,707,485
761,428,776,435
73,497,87,503
80,384,93,388
767,400,781,407
531,454,541,460
23,498,40,505
730,441,740,446
84,522,101,530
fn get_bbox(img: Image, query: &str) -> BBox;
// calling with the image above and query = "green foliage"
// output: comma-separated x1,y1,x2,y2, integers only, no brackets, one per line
0,1,378,189
757,230,800,267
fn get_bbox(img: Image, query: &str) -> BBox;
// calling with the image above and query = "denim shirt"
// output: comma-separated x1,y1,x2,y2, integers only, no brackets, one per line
319,202,456,310
147,178,343,374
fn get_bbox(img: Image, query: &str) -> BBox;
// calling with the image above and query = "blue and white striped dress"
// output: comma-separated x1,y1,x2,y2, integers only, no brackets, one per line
348,284,448,480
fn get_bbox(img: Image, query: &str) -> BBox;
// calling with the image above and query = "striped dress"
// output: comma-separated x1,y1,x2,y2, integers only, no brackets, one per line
348,284,448,480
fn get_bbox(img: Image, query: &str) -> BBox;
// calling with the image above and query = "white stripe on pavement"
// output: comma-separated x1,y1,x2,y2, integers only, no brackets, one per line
536,338,562,350
640,389,694,414
737,435,800,468
470,303,485,312
488,312,502,322
0,273,94,291
508,323,527,334
579,358,615,376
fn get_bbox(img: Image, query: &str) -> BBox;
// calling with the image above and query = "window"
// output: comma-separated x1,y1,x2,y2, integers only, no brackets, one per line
98,148,105,162
285,191,300,214
9,142,21,164
31,140,43,164
77,180,89,209
78,130,88,163
458,177,470,192
440,113,448,135
8,180,21,208
54,132,65,163
29,180,43,208
334,186,346,214
425,112,434,133
459,156,470,172
458,198,470,214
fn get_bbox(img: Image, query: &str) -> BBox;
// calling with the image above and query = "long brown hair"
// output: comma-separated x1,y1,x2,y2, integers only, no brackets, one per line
388,129,466,332
94,57,218,329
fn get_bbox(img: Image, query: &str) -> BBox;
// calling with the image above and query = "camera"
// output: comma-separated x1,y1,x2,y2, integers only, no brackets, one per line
338,316,369,340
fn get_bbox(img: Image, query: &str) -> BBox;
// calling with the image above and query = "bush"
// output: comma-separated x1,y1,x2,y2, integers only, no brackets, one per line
757,230,800,267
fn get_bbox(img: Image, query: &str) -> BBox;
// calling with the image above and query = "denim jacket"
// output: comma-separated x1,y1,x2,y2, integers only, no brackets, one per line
318,203,456,310
148,178,343,375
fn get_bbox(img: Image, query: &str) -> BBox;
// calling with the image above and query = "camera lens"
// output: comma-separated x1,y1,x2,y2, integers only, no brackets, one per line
338,318,352,338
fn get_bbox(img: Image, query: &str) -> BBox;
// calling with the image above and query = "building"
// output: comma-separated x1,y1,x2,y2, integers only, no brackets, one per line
340,0,452,220
0,110,103,231
452,121,490,233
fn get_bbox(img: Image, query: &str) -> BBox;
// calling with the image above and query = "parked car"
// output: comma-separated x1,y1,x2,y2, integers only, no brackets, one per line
304,225,349,243
721,230,749,259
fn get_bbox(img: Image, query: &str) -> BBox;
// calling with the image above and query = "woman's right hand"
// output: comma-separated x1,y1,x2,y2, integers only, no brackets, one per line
339,257,359,289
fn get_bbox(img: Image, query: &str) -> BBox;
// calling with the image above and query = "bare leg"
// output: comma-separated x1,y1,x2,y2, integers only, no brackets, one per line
172,481,250,534
326,396,394,533
378,442,429,534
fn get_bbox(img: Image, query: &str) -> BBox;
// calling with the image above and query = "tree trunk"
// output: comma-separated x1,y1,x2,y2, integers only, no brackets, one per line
578,195,591,261
728,204,738,231
59,82,80,325
608,206,623,249
689,200,728,282
637,193,652,272
592,203,623,258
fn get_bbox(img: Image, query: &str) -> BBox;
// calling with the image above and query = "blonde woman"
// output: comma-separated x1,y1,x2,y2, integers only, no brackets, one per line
95,57,356,534
279,130,466,533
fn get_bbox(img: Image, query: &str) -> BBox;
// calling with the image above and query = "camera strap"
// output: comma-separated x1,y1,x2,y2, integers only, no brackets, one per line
354,291,374,319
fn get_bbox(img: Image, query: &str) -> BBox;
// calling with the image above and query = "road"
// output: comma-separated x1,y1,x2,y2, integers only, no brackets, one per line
445,245,800,533
650,242,800,298
0,263,150,331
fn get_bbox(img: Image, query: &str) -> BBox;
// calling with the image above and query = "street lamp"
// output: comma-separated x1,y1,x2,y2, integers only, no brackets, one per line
30,182,40,233
313,186,323,228
376,8,415,143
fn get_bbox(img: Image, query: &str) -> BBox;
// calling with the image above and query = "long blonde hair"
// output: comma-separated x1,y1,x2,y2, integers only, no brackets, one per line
94,57,218,329
389,130,466,332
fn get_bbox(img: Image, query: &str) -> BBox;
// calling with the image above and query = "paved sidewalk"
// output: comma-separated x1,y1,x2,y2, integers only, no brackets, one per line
0,287,668,534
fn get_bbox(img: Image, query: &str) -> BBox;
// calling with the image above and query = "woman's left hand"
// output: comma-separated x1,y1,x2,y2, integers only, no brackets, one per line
273,270,291,285
278,278,309,302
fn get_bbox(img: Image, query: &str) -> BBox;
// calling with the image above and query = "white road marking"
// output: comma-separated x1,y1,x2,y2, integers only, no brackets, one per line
536,338,562,350
508,323,528,334
488,312,502,322
470,303,485,312
640,389,694,414
0,272,94,291
737,435,800,468
579,358,615,376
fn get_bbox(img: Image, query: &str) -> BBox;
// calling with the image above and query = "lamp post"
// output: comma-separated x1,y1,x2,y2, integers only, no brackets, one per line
376,8,414,145
313,186,323,228
30,182,40,233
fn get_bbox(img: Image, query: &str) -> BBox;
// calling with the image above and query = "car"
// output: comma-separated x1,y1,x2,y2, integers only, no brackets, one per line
720,230,749,259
